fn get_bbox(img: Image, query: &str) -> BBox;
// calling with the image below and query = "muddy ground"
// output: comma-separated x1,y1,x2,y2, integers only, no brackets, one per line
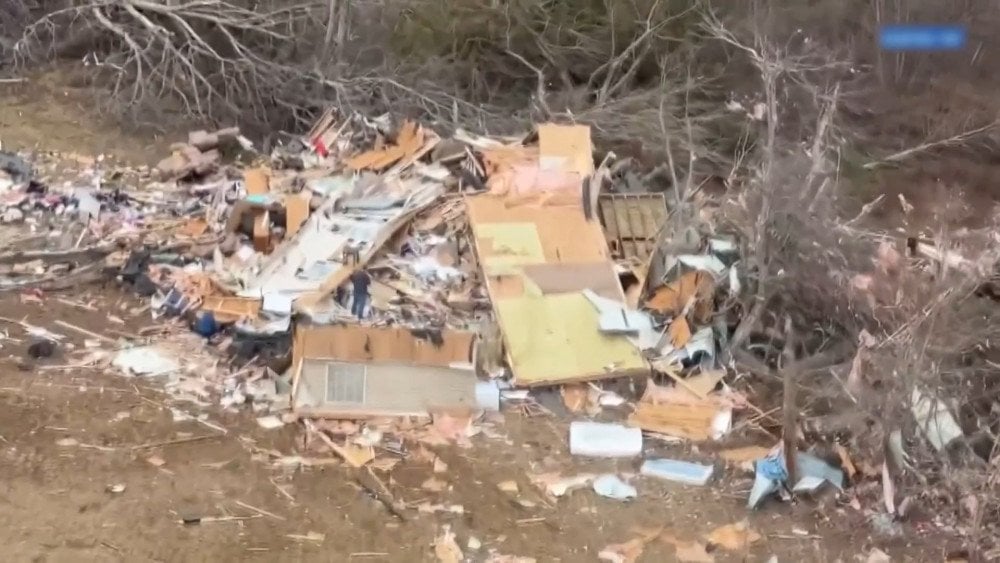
0,73,965,562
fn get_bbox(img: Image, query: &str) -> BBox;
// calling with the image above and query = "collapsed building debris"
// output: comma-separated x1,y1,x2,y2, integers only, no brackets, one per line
4,101,965,556
0,113,763,468
291,324,483,417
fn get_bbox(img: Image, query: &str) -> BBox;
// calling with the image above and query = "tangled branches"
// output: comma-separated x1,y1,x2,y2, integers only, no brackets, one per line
16,0,317,128
8,0,737,151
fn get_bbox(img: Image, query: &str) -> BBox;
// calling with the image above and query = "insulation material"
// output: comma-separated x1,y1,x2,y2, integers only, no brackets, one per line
465,125,647,386
485,163,581,198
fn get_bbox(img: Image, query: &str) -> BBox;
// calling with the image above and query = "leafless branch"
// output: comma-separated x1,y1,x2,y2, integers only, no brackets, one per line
862,121,999,170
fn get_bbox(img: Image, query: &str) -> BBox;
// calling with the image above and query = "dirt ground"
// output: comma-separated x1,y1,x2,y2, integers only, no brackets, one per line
0,71,966,562
0,293,953,563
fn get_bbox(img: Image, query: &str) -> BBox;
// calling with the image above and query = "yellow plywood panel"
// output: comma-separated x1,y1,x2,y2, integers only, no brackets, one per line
464,181,647,385
466,196,610,264
475,223,546,273
497,293,646,385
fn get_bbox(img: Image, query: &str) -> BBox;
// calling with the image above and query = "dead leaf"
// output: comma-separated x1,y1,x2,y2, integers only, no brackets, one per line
434,525,463,563
146,455,166,467
704,521,762,551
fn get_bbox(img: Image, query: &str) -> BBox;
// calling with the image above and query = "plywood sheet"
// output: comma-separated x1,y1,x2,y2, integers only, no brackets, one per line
538,123,593,177
466,197,609,264
475,223,546,272
285,192,311,237
495,293,646,385
466,194,646,385
627,401,720,441
346,121,425,171
295,324,475,368
521,263,622,300
244,168,271,195
201,296,261,323
465,124,649,385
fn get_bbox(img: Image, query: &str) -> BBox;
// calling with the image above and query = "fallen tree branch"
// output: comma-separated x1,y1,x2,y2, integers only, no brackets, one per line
863,121,998,170
0,263,104,292
0,242,117,265
780,315,799,485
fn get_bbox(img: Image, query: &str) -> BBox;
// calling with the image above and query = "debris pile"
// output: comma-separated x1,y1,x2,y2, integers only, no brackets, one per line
0,111,824,490
3,105,984,556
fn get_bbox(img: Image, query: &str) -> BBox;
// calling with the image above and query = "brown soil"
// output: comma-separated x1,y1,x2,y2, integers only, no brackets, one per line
0,69,964,562
0,68,178,164
0,294,953,563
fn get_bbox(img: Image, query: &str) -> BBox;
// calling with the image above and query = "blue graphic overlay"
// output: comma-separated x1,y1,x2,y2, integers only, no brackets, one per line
879,25,967,51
